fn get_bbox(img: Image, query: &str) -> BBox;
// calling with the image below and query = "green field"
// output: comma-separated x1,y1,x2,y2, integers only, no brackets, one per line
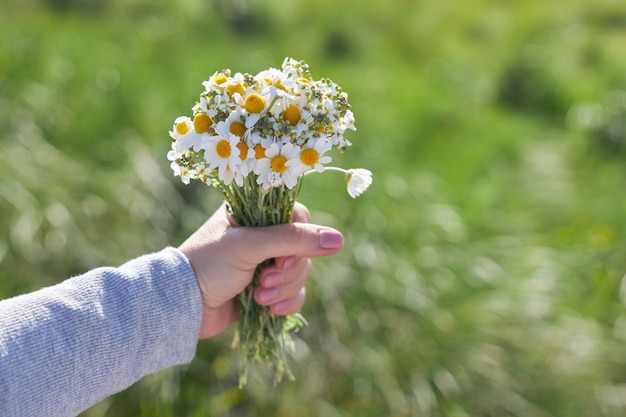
3,0,626,415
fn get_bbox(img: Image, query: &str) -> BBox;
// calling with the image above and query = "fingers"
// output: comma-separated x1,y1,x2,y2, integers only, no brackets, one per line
221,201,341,265
256,285,306,315
270,288,306,315
254,204,313,315
228,222,344,266
255,257,312,315
274,255,297,270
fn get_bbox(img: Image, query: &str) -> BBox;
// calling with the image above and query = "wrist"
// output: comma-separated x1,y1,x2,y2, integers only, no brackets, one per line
198,302,238,340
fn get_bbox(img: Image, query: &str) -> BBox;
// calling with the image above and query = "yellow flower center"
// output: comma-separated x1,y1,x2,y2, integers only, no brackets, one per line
253,144,266,159
283,104,301,126
296,77,310,84
300,148,319,166
244,93,265,113
216,139,231,158
236,142,249,161
226,82,245,96
229,121,247,137
175,121,189,135
213,74,228,84
271,155,288,173
274,80,288,92
193,113,213,133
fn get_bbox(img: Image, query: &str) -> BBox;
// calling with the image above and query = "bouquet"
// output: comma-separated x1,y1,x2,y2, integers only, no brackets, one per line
167,57,372,386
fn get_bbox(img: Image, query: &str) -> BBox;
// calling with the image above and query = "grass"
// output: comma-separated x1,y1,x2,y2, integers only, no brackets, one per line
2,0,626,415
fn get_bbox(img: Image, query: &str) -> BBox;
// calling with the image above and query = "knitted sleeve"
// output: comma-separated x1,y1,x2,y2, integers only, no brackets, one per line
0,247,203,417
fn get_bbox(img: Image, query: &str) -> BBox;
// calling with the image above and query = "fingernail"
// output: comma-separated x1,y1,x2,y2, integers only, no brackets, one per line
257,288,278,304
264,272,284,288
318,229,344,249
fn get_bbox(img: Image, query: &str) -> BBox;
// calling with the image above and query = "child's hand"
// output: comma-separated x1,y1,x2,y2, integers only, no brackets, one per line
179,202,344,339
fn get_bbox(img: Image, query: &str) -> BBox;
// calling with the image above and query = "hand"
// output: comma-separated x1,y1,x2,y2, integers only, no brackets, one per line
178,202,344,339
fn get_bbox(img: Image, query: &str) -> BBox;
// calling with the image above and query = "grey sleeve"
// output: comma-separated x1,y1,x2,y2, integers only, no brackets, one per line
0,247,203,417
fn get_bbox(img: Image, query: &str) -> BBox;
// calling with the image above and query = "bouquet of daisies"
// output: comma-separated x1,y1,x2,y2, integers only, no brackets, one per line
167,57,372,386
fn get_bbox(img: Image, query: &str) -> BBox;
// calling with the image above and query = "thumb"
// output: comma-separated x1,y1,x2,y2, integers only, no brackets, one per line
228,222,344,265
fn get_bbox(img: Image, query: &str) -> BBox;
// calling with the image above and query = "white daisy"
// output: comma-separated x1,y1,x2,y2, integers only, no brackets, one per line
174,112,217,152
215,108,259,142
219,164,243,186
316,167,372,198
167,148,193,185
337,109,356,134
345,168,373,198
169,117,199,152
223,72,247,98
254,142,301,189
258,67,297,99
233,140,256,186
201,134,242,182
287,138,332,175
193,96,219,119
169,116,193,140
202,71,230,93
281,57,309,79
238,92,268,115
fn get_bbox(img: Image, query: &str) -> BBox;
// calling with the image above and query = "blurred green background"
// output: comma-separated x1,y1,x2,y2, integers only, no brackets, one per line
2,0,626,415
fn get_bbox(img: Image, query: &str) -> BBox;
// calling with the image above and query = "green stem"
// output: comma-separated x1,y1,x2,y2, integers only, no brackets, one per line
224,174,304,387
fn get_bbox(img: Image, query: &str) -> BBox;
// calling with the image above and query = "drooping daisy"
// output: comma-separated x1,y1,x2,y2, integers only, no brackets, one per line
345,168,372,198
287,138,332,175
318,167,372,198
254,142,301,189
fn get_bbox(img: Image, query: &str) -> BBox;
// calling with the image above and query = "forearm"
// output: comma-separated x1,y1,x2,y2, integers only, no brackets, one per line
0,247,202,417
